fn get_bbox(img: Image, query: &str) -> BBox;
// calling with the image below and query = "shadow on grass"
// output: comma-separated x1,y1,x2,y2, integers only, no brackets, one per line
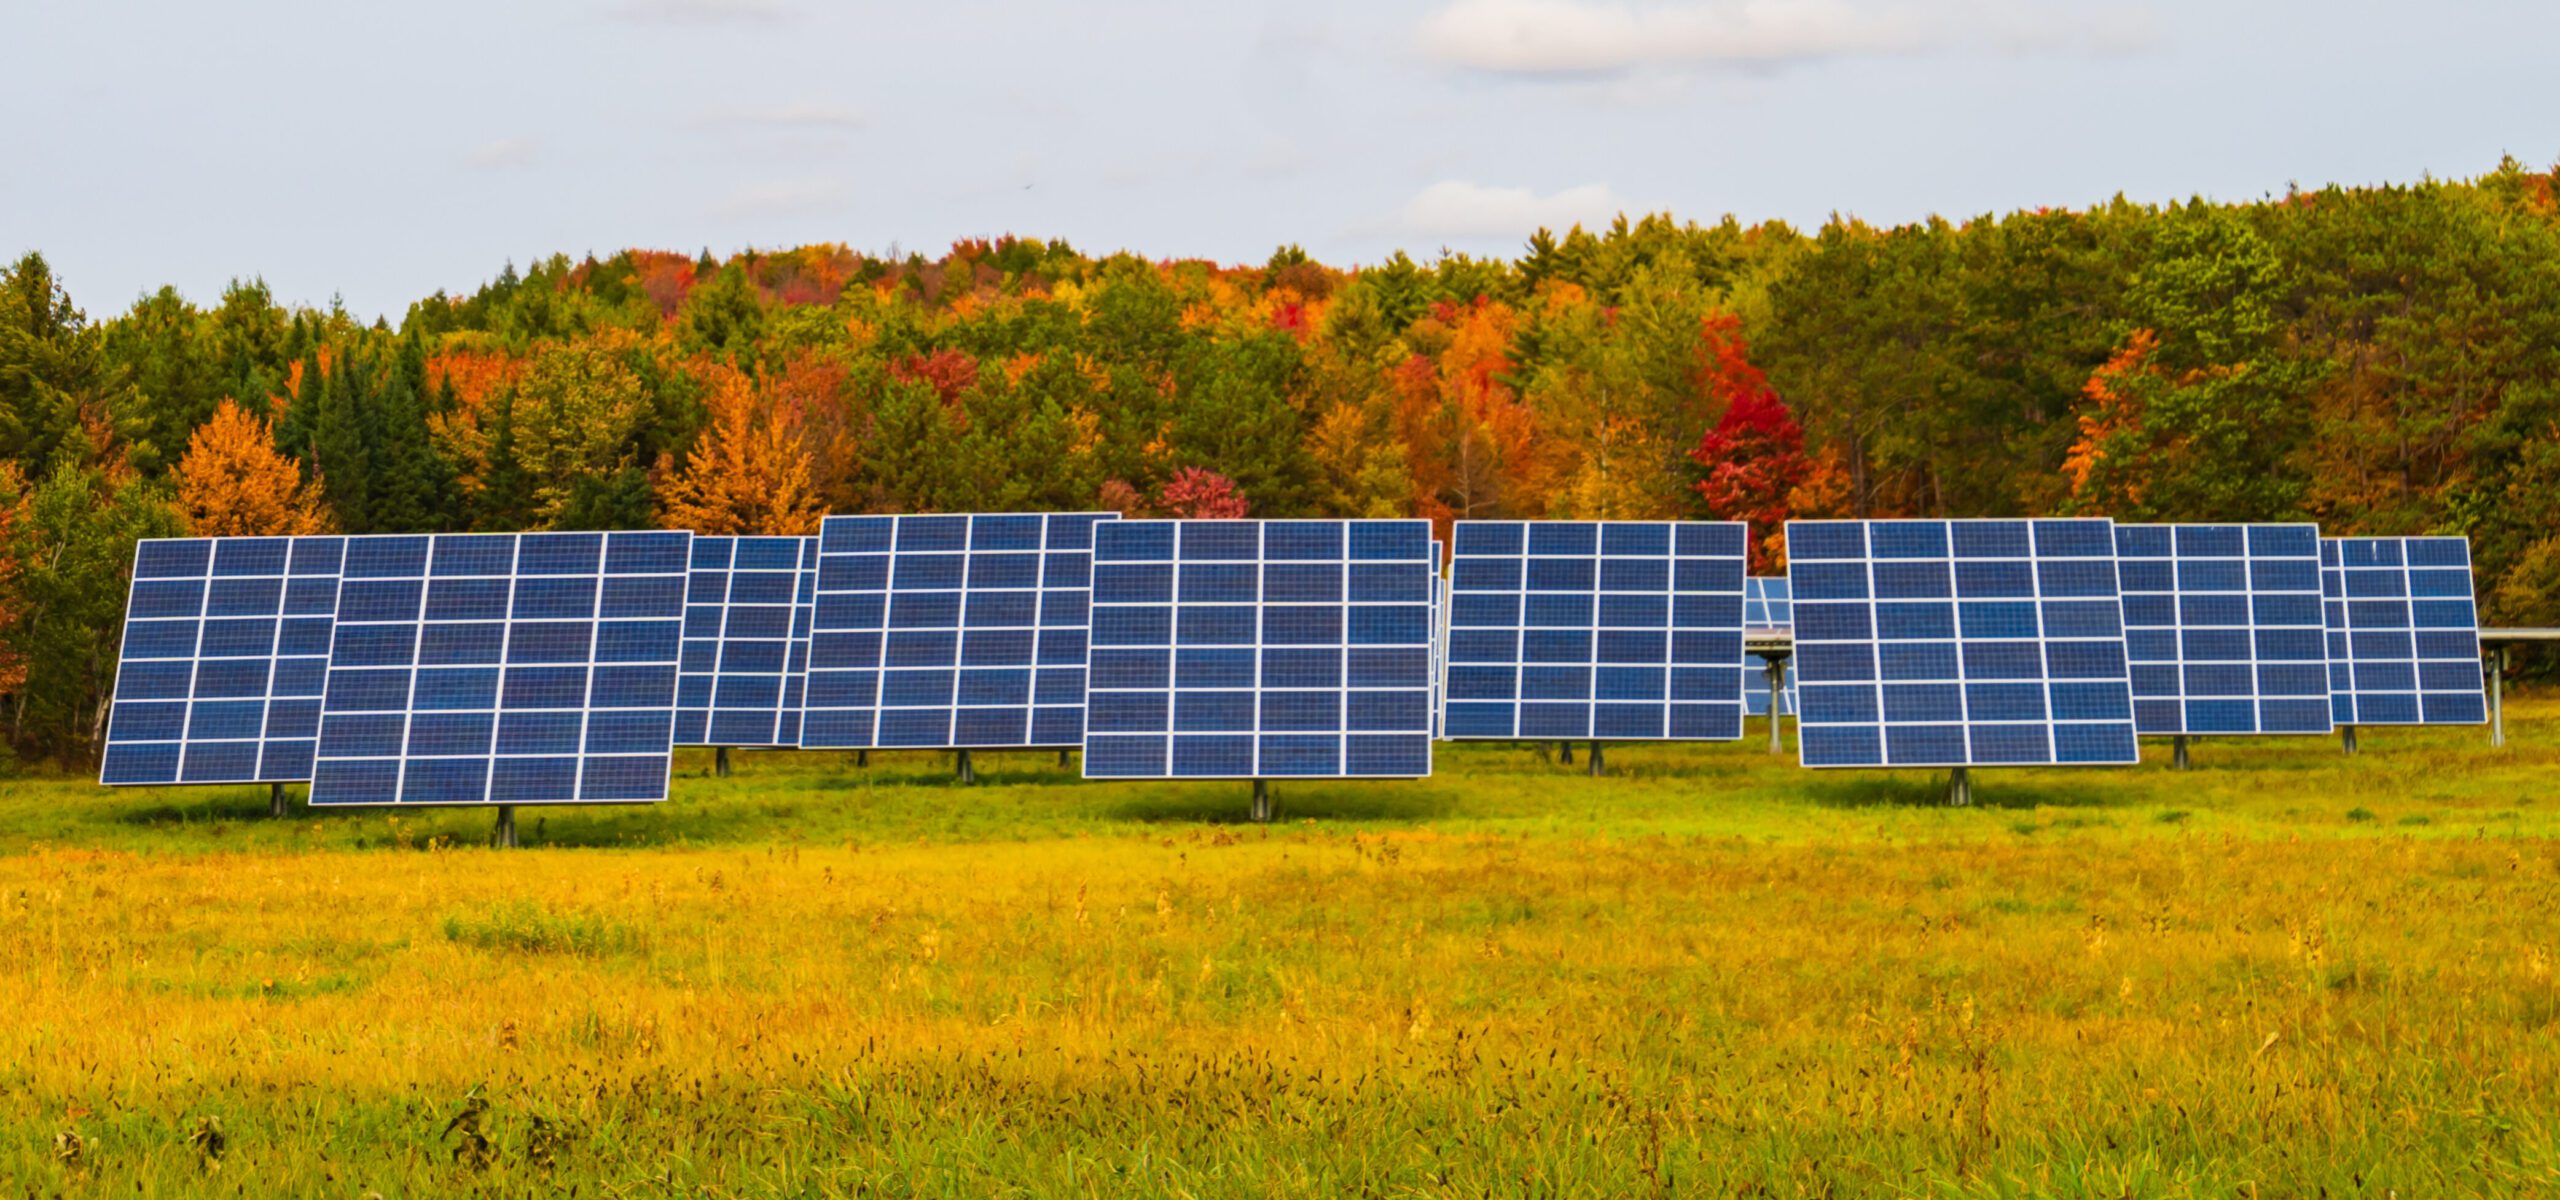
111,790,295,826
1798,773,2130,811
1106,784,1449,825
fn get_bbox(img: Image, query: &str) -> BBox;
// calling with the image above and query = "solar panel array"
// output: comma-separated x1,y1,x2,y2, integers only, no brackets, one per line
96,516,2505,799
102,536,344,786
1742,575,1797,718
307,531,691,806
1441,521,1750,741
674,535,815,748
1788,519,2140,768
2114,524,2329,737
801,513,1116,751
1084,519,1436,779
2320,536,2487,726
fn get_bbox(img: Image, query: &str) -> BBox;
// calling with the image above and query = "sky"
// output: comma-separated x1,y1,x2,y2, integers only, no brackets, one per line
5,0,2554,321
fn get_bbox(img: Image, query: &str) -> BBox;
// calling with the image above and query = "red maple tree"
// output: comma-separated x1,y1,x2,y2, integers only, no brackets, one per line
1687,314,1808,571
1156,467,1248,518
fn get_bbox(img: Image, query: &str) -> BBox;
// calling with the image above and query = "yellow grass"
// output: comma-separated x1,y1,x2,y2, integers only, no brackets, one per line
2,701,2557,1196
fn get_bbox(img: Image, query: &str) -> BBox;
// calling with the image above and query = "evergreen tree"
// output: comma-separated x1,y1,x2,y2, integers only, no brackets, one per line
308,347,374,531
4,463,180,759
362,337,457,531
0,253,124,478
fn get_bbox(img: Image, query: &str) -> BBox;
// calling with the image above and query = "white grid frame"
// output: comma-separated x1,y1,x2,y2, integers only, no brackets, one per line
2320,536,2487,726
1786,518,2140,769
673,534,813,748
308,531,689,806
100,535,344,786
2115,523,2330,737
1083,518,1436,779
1439,520,1750,742
800,513,1116,750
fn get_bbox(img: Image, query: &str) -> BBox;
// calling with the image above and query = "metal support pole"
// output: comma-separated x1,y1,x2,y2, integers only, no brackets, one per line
1057,748,1072,768
715,746,732,778
855,749,869,768
2341,726,2358,755
955,749,976,785
1586,741,1605,777
269,782,288,819
1765,659,1785,755
2171,735,2190,771
2491,647,2506,748
492,806,518,849
1946,767,1972,808
1250,779,1271,824
1557,741,1574,766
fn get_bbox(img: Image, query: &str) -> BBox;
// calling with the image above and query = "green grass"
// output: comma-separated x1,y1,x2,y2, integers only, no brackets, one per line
0,695,2552,1196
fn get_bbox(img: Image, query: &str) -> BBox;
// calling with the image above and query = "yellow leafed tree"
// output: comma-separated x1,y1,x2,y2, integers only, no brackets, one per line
659,369,824,535
173,400,332,536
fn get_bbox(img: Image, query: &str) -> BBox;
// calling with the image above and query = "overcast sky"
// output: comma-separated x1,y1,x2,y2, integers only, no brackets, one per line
6,0,2553,320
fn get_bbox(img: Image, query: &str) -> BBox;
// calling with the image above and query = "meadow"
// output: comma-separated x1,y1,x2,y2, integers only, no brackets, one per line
1,701,2556,1197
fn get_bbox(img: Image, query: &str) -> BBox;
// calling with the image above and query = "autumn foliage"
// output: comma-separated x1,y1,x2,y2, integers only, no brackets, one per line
173,400,332,536
6,162,2560,758
658,368,824,536
1687,316,1809,570
1156,467,1248,519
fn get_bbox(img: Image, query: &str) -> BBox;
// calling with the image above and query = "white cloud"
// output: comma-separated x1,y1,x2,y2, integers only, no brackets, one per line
711,101,866,132
1398,180,1629,237
463,138,538,170
1416,0,2155,77
611,0,791,25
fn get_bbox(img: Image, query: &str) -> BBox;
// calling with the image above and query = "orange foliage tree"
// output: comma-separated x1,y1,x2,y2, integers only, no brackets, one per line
172,400,332,536
658,369,824,535
1393,299,1547,534
2061,330,2157,513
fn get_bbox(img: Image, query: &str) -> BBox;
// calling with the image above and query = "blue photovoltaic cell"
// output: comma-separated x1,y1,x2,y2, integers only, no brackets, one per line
101,536,345,786
2321,536,2486,726
673,534,815,747
307,531,690,806
1084,519,1435,778
800,513,1116,750
2115,523,2329,736
1440,520,1748,742
1786,519,2139,768
1742,576,1797,718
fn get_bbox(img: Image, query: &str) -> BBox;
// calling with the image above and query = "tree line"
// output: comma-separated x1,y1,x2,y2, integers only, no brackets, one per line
5,160,2556,766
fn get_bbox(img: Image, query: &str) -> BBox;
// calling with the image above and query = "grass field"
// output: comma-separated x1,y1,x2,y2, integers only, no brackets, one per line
2,699,2557,1197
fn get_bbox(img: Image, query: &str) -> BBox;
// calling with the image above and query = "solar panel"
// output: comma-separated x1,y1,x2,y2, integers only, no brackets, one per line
2320,536,2486,725
1742,575,1796,718
1440,521,1749,742
2114,524,2329,736
673,534,815,747
307,531,691,806
1430,544,1447,740
1083,519,1436,779
799,513,1117,750
1787,519,2139,768
100,536,344,785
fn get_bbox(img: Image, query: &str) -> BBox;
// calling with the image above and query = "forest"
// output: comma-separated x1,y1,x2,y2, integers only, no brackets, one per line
4,160,2558,767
